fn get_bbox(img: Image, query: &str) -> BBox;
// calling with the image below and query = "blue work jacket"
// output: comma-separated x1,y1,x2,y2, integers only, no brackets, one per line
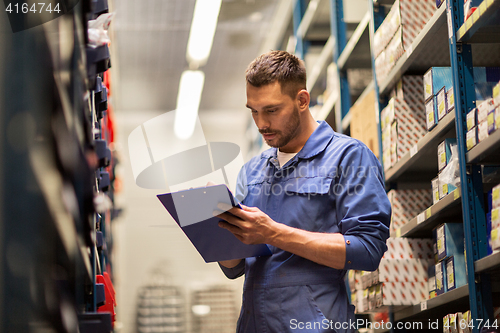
221,121,391,333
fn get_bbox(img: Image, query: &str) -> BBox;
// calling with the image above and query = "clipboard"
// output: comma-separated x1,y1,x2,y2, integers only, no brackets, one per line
157,184,271,263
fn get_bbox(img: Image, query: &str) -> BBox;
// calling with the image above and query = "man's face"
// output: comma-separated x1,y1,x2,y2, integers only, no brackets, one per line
246,81,301,150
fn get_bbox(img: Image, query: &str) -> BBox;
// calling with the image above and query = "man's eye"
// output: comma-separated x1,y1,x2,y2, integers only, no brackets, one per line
267,109,277,113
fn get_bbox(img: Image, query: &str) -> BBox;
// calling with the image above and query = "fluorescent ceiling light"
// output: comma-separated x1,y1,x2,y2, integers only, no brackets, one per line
174,70,205,140
186,0,222,67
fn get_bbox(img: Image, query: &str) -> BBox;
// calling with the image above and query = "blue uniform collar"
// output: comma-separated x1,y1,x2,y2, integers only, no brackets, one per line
261,121,334,161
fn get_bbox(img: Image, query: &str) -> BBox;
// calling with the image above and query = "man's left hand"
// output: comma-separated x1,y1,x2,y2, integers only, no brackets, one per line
214,204,277,245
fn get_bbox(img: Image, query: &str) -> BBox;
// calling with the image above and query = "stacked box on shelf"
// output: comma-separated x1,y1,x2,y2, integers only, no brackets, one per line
384,237,434,260
432,177,440,205
432,223,467,295
428,264,437,298
377,258,430,283
490,184,500,251
375,281,428,306
424,67,454,130
380,76,427,171
373,0,436,85
477,98,495,143
388,189,432,234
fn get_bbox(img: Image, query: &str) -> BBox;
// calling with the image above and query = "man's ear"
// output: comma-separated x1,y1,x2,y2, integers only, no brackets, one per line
296,89,310,111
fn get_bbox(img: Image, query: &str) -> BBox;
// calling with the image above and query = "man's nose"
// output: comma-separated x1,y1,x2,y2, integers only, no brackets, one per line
254,113,270,131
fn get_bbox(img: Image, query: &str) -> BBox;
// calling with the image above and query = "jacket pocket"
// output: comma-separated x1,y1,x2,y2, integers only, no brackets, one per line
283,176,332,195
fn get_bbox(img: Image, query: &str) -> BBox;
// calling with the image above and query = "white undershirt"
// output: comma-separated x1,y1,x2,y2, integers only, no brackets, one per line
277,150,298,168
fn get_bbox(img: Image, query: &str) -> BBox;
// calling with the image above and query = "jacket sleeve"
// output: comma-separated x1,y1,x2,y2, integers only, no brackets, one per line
218,260,245,279
334,143,391,271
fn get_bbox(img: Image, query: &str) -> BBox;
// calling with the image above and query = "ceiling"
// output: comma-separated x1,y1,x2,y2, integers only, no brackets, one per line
112,0,282,114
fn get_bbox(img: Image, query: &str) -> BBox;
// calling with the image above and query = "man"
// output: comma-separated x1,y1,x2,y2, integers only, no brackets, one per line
215,50,390,333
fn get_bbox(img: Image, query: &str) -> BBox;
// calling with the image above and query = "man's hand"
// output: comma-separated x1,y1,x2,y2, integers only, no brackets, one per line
215,203,347,270
214,204,278,245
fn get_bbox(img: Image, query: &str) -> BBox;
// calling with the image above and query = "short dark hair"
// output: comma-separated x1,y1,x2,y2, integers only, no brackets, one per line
245,50,307,99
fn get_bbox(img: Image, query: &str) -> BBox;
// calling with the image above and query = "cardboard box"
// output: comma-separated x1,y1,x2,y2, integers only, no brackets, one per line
388,190,432,233
373,2,400,58
377,258,430,283
352,290,365,313
348,270,360,292
477,98,494,123
426,97,438,131
432,177,440,205
462,311,472,333
369,286,377,310
391,121,398,166
437,87,448,120
374,51,388,86
384,237,434,260
492,184,500,209
465,0,483,22
361,270,371,289
428,264,436,298
391,77,428,161
496,106,500,131
424,67,500,104
447,86,455,112
374,0,436,84
370,269,378,287
424,67,453,102
435,261,446,295
494,82,500,106
362,288,369,313
385,27,404,74
350,89,379,157
444,314,451,333
488,108,496,134
377,281,428,306
466,127,477,151
438,138,457,172
494,306,500,321
466,109,477,132
449,313,459,333
491,227,500,251
478,120,489,143
446,256,467,291
434,223,465,262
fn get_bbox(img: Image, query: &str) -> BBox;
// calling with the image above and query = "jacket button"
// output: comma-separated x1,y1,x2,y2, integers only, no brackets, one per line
347,261,351,265
346,240,351,245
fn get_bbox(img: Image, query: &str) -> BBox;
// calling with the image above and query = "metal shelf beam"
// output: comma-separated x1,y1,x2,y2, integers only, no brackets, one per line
448,0,493,329
393,285,470,322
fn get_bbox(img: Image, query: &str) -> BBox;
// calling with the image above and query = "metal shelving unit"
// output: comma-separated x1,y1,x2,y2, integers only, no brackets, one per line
283,0,500,329
297,0,372,133
448,0,497,327
367,0,500,330
0,0,119,331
